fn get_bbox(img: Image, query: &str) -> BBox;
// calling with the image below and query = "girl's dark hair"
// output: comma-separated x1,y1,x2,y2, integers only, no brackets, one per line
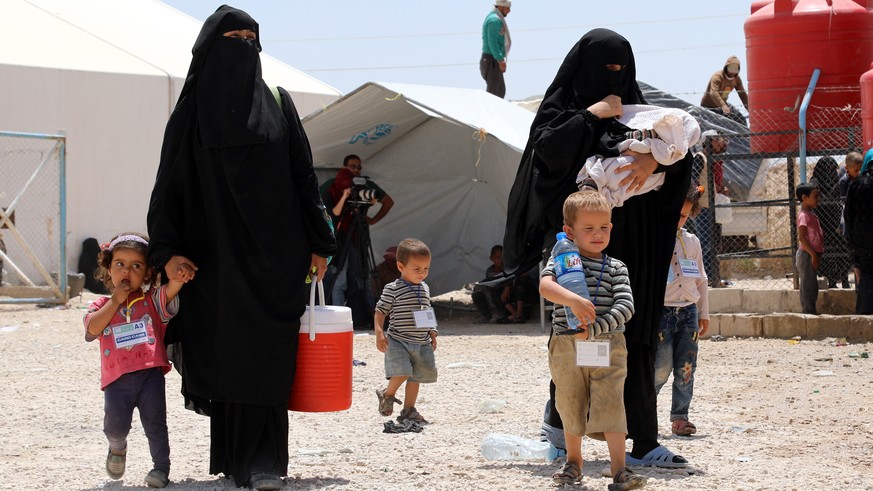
94,232,157,292
686,184,705,218
795,182,817,201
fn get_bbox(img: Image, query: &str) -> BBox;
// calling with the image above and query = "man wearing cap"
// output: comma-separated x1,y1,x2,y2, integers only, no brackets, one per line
700,55,749,126
480,1,511,98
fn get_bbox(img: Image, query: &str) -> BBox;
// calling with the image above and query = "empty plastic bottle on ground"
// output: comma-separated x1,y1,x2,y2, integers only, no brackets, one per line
551,232,590,330
480,433,551,462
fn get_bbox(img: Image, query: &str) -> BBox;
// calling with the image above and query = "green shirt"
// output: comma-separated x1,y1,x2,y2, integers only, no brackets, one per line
481,11,506,61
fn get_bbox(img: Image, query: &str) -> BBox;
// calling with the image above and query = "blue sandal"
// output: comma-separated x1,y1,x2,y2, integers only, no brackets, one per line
625,446,688,468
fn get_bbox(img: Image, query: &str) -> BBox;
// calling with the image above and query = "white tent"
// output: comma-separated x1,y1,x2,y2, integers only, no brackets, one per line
303,82,534,294
0,0,341,280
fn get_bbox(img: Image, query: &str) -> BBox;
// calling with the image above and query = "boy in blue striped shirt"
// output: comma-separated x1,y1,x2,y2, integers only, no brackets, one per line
374,238,437,424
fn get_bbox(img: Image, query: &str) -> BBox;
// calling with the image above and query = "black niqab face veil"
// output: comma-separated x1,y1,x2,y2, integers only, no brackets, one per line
182,5,281,148
540,28,643,114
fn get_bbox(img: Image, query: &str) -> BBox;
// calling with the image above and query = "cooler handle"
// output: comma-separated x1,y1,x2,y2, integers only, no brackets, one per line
307,275,325,341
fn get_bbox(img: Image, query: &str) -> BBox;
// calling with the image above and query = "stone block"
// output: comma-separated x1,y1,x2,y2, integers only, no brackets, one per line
709,289,743,313
818,290,856,316
762,314,806,339
806,315,873,342
744,289,791,313
717,314,762,338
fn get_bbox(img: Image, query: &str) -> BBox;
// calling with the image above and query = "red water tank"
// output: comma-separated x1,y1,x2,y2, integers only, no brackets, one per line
861,62,873,151
744,0,873,153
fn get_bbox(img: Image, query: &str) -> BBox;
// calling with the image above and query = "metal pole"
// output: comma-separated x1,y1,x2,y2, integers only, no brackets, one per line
798,68,821,184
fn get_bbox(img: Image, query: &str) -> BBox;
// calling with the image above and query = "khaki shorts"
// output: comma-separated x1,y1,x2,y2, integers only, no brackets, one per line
548,332,628,440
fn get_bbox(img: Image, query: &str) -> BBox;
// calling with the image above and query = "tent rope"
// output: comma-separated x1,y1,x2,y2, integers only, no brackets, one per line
472,128,488,179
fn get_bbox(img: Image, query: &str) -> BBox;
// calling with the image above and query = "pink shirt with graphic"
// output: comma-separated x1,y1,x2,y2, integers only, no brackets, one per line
84,285,179,390
798,209,825,254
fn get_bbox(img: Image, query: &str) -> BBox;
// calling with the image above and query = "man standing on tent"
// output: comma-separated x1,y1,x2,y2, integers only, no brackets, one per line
480,0,511,98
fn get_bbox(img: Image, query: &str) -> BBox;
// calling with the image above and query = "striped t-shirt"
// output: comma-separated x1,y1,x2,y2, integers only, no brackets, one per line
376,279,437,344
541,253,634,338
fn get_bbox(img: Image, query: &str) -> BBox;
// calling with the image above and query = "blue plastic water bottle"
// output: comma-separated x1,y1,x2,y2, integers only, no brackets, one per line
551,232,590,330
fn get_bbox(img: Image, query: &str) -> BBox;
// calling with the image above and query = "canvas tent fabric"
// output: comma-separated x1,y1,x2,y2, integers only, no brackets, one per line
303,82,535,295
0,0,341,283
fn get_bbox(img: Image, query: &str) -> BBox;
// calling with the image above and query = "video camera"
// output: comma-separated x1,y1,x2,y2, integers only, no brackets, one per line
349,176,379,203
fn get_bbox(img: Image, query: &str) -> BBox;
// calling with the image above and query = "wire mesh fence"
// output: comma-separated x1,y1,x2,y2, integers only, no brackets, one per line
687,95,861,291
0,131,68,303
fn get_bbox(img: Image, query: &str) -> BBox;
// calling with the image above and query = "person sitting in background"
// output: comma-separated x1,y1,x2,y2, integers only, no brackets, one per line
373,246,401,298
472,245,531,323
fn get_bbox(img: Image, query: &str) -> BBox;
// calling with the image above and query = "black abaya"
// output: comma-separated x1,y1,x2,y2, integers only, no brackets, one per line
504,29,691,458
147,6,335,486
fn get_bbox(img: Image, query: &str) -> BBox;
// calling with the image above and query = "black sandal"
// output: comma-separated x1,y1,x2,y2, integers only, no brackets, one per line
552,461,582,485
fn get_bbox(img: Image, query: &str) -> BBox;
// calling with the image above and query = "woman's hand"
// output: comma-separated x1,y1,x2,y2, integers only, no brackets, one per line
310,254,328,282
616,151,659,193
587,94,623,119
165,255,198,283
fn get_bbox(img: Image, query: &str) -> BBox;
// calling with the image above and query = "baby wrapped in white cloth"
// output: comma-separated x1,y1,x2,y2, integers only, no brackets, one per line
577,104,700,206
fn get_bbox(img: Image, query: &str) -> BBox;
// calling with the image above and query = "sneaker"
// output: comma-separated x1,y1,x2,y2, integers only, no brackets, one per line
396,406,428,424
250,473,283,491
376,388,401,416
105,449,126,480
144,469,169,488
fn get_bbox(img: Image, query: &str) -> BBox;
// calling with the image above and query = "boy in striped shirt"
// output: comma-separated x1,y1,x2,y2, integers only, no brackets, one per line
374,238,438,424
540,190,645,490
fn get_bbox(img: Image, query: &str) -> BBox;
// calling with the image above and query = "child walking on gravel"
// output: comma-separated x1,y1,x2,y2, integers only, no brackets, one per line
83,233,192,488
374,238,438,425
539,191,646,490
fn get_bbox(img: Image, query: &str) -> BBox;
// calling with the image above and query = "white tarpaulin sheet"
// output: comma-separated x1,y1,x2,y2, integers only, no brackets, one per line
304,82,535,294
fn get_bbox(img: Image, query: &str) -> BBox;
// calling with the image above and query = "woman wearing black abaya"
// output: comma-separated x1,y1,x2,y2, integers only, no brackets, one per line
147,6,335,489
504,29,691,468
811,157,850,288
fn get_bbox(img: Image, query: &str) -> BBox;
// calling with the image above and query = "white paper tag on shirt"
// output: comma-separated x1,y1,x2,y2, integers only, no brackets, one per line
413,308,438,328
575,340,610,367
112,320,148,349
679,259,702,278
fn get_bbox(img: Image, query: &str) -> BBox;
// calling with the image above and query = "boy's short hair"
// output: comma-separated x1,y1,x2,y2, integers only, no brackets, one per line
795,182,818,201
396,238,430,264
846,151,863,168
563,190,612,226
490,245,503,257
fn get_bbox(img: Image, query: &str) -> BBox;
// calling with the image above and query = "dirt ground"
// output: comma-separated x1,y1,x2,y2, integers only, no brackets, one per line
1,293,872,490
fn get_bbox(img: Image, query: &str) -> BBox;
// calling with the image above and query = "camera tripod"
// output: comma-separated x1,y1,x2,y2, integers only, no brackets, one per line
326,199,379,328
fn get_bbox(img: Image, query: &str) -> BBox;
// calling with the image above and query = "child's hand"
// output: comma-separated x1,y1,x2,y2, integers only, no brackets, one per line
111,280,132,305
375,331,387,353
176,262,196,283
165,255,198,283
430,333,438,351
699,319,710,337
567,296,596,327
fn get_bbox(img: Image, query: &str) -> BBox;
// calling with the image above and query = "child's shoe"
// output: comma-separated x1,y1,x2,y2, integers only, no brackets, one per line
144,469,169,488
376,388,401,416
396,406,429,424
105,448,126,479
608,467,647,491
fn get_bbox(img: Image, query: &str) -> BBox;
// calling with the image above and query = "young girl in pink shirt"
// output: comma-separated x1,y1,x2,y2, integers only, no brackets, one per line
84,233,192,488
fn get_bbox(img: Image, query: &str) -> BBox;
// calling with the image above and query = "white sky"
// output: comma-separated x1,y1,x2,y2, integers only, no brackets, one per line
162,1,751,105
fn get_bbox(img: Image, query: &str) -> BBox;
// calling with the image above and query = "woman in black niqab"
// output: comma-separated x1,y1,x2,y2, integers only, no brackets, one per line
147,5,336,488
811,157,850,288
504,28,691,468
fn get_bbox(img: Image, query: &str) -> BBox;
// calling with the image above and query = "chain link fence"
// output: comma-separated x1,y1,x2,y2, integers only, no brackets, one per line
687,89,861,291
0,131,68,304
